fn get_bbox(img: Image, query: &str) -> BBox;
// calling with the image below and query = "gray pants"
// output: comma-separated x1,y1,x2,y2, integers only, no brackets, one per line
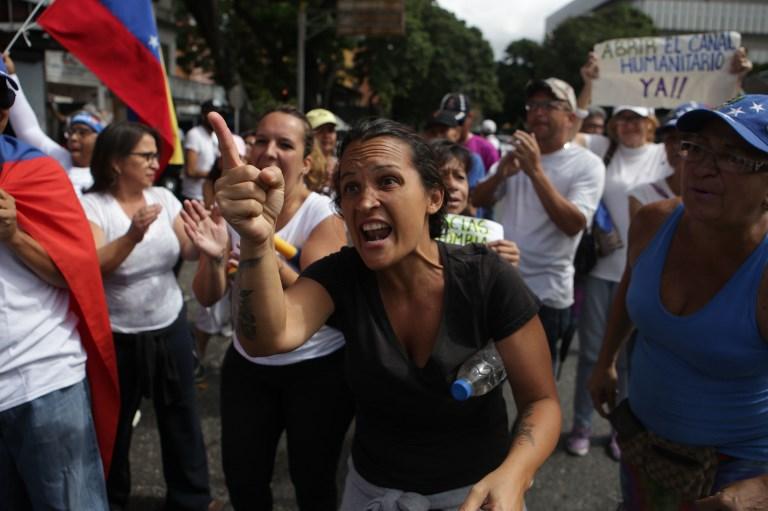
340,458,528,511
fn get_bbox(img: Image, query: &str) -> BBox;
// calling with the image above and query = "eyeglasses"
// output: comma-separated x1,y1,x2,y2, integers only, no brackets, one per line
129,151,160,164
679,140,768,175
64,126,96,139
524,100,570,113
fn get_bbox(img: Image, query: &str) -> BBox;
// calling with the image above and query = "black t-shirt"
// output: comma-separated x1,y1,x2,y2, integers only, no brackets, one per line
302,241,540,494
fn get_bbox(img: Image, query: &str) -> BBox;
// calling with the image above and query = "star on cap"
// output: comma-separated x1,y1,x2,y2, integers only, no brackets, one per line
727,106,745,117
749,102,765,114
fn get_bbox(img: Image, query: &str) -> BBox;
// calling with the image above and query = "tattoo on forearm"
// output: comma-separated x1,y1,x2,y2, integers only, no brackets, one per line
512,405,535,446
238,256,264,270
238,289,258,340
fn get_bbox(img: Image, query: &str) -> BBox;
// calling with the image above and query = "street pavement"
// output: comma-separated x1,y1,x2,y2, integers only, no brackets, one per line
126,262,622,510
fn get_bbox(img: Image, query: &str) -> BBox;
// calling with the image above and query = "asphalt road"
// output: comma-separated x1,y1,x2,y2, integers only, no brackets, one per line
125,262,622,510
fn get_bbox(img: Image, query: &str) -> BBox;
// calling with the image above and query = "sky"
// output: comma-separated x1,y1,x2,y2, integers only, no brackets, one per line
436,0,576,60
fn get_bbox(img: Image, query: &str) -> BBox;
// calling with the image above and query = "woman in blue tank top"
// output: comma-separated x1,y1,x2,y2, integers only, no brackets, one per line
589,95,768,510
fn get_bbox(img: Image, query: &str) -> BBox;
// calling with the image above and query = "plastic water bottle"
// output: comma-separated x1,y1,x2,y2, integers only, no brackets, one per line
451,343,507,400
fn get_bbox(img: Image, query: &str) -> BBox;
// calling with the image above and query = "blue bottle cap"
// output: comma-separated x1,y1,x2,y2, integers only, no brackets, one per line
451,379,474,401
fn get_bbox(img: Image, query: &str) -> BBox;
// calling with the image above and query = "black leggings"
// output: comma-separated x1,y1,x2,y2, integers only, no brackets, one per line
220,345,354,511
107,309,211,511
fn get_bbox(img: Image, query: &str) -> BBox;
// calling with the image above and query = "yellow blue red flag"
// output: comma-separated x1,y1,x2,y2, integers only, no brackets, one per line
38,0,184,172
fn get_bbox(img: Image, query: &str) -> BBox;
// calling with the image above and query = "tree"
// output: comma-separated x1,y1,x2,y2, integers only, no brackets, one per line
175,0,501,126
355,0,502,126
496,2,657,128
176,0,350,115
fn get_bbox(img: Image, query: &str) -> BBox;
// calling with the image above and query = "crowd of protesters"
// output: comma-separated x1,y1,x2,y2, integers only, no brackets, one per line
1,37,767,511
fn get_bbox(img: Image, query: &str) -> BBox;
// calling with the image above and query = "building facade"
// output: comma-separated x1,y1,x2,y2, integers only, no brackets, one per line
546,0,768,64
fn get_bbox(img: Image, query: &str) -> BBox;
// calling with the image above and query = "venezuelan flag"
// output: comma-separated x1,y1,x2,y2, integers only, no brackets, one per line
38,0,184,172
0,136,119,473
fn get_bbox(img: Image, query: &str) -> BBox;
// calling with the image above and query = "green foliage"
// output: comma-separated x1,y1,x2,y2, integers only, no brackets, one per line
496,2,657,128
176,0,350,116
357,0,502,126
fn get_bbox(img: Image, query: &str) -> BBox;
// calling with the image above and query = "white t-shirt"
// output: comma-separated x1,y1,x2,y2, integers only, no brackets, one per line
81,187,184,332
629,174,675,207
0,244,86,412
181,125,219,200
586,135,671,282
232,192,346,365
487,143,605,308
70,166,94,196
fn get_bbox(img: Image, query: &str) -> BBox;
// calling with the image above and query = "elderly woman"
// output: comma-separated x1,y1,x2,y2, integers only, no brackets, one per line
210,113,561,511
589,95,768,510
81,122,216,511
627,102,705,219
571,49,752,460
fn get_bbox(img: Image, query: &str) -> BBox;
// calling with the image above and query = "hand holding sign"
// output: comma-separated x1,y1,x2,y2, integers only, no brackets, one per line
210,112,284,246
580,51,599,84
730,46,752,78
591,32,744,108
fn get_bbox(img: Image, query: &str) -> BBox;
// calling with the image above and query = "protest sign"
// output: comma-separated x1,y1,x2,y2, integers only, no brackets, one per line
438,214,504,246
592,32,741,108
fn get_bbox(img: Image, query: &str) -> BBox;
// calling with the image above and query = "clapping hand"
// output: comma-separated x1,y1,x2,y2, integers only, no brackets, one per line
181,199,228,259
210,112,284,245
127,204,162,243
497,152,522,179
510,131,543,177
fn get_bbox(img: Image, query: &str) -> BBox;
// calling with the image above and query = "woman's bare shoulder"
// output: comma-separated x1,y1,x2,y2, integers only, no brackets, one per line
627,198,681,266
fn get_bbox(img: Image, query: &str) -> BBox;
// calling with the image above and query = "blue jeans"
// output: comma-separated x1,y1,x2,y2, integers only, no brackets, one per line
0,379,108,510
572,275,629,430
538,304,573,373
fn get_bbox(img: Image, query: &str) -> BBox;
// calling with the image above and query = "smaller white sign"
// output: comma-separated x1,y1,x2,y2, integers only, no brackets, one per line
592,32,742,108
439,214,504,246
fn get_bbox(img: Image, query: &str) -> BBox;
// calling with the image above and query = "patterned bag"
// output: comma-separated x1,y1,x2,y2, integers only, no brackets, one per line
620,431,718,501
611,400,719,501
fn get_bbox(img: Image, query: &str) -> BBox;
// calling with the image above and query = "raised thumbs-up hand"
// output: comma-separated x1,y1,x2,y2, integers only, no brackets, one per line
210,112,285,246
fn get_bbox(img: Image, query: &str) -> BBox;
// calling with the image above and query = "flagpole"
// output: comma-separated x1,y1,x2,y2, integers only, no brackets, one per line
4,0,48,54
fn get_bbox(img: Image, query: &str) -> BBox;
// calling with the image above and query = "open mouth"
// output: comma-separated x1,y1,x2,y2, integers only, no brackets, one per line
361,221,392,242
691,187,716,197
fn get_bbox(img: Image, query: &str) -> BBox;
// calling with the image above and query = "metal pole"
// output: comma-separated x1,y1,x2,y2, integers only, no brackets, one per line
4,0,47,54
297,1,306,112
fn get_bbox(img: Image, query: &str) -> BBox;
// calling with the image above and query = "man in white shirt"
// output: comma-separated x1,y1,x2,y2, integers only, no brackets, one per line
473,78,605,370
181,100,221,201
0,70,116,509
